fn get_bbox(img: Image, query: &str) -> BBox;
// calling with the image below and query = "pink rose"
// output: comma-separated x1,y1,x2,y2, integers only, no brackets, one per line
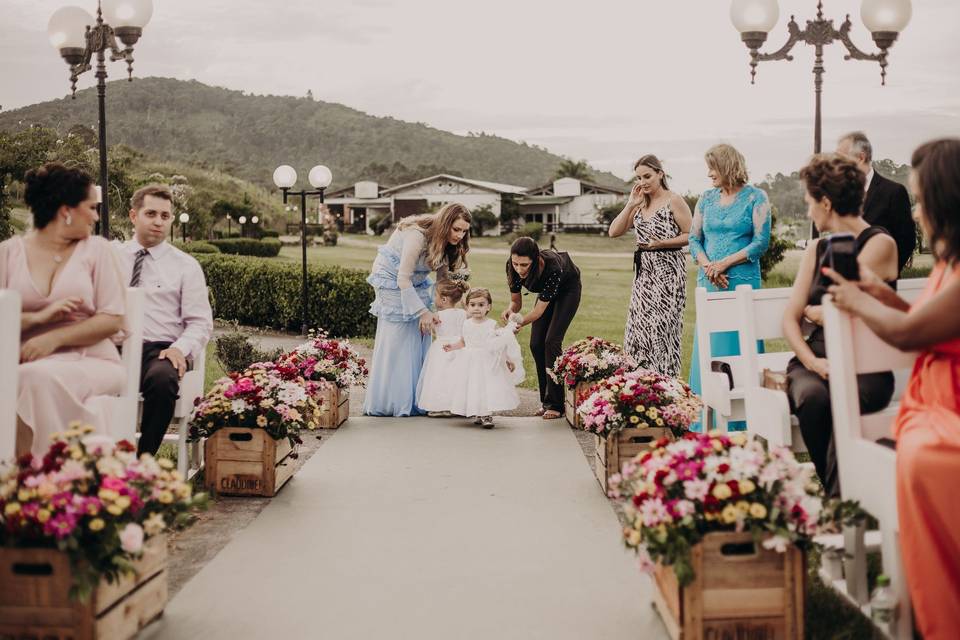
119,523,144,553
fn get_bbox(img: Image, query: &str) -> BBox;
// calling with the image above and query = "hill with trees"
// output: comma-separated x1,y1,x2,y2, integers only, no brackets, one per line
0,77,626,191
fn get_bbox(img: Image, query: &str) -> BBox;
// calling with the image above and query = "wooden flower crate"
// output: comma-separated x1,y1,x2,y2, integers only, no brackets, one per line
594,426,672,492
204,428,295,497
0,534,168,640
316,384,350,429
652,532,806,640
563,381,596,428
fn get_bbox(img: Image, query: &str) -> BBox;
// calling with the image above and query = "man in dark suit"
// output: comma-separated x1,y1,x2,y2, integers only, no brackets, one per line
837,131,916,272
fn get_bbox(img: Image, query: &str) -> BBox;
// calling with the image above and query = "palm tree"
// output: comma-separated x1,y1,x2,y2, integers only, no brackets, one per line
553,159,593,181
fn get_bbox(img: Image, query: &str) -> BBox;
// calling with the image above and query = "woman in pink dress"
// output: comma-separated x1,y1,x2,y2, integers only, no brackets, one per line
0,163,126,457
827,138,960,638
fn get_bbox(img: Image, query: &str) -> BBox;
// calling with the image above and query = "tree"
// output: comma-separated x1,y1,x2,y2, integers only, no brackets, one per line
553,159,593,181
469,204,498,237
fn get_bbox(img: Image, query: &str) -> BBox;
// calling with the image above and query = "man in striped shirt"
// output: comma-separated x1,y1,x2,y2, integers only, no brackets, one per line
115,184,213,456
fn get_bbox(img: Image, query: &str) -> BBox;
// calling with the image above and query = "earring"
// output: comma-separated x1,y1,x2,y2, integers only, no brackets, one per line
65,213,73,226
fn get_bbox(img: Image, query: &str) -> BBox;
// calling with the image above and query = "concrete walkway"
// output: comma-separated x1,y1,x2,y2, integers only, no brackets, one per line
143,417,668,639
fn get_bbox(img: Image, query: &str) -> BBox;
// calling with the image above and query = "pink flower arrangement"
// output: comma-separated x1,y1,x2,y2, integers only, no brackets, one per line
281,329,368,390
0,427,205,600
576,369,701,438
549,337,637,388
189,362,324,447
608,431,829,585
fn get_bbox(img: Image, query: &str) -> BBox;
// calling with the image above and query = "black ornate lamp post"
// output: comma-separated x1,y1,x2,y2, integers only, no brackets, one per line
730,0,912,154
47,0,153,239
238,215,247,238
273,164,333,337
179,212,189,243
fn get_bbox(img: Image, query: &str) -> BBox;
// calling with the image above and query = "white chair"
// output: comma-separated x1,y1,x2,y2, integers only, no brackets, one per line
163,349,206,479
0,290,21,466
737,279,928,452
735,285,800,450
97,287,145,444
824,295,917,639
693,287,749,431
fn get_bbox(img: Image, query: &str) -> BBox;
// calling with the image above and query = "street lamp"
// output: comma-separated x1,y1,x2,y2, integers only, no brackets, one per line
179,212,189,243
730,0,911,154
273,164,333,336
238,215,247,238
48,0,154,239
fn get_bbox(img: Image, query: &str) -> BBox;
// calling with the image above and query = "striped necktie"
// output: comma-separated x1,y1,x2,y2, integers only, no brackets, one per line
130,248,149,287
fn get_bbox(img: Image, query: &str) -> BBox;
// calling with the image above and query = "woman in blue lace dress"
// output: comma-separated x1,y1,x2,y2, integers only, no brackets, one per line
688,144,772,430
363,204,472,416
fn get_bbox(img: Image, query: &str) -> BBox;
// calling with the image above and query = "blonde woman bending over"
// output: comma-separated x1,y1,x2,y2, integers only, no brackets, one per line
363,203,472,416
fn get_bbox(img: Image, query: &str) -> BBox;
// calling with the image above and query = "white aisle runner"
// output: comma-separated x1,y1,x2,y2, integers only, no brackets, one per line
142,417,668,640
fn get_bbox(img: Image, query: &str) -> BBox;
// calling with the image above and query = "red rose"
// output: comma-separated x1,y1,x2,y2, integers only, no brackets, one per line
727,480,740,496
717,463,730,474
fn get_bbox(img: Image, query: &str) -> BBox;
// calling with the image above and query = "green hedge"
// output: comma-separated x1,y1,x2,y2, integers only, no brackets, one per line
260,229,280,238
208,238,282,257
173,241,220,254
196,254,376,337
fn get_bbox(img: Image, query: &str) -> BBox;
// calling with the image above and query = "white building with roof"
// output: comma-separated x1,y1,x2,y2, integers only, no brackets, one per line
519,178,628,231
323,174,628,235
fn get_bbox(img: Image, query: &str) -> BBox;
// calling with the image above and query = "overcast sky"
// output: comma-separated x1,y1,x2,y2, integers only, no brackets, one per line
2,0,959,192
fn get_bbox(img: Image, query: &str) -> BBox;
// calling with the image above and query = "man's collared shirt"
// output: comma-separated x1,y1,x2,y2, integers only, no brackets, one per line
864,167,875,194
115,239,213,360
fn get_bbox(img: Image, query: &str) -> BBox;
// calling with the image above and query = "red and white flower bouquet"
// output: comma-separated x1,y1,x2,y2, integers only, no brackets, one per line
549,337,636,389
608,431,829,585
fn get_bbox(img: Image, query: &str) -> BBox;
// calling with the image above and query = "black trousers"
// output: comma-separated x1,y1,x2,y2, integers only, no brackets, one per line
786,353,893,498
138,341,182,457
530,282,582,412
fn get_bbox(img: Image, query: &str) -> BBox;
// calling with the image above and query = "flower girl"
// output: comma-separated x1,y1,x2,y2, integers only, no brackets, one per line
417,279,471,416
444,288,522,428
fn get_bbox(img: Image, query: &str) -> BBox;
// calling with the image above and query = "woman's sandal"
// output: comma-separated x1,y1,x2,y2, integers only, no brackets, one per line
535,407,546,416
542,410,563,420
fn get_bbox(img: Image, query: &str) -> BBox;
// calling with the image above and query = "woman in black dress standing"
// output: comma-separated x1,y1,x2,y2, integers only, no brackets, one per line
501,237,582,419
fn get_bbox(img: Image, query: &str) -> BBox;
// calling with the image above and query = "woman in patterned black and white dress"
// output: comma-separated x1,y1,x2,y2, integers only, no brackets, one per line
608,155,691,377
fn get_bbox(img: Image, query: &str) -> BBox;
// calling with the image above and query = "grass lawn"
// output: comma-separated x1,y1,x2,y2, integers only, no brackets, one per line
275,242,934,391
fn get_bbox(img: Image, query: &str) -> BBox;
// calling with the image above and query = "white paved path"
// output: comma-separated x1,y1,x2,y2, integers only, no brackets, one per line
143,417,669,639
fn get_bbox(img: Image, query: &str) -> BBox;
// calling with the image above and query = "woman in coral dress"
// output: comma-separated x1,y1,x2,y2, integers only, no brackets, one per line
827,138,960,639
0,163,126,456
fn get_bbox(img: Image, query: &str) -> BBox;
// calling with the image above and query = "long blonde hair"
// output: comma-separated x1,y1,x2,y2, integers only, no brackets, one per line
398,203,472,270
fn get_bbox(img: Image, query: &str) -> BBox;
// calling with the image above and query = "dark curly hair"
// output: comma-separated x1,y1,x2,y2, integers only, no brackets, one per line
912,138,960,263
23,162,94,230
799,154,866,217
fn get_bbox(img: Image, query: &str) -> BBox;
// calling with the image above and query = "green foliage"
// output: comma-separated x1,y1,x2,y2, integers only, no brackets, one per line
356,161,462,186
499,193,522,232
0,77,627,191
470,204,498,237
370,213,393,236
173,240,220,254
260,229,280,238
760,211,790,281
516,222,544,242
208,238,282,257
755,160,911,222
196,254,376,337
596,200,626,227
213,325,284,374
553,158,593,181
0,126,138,238
0,124,284,241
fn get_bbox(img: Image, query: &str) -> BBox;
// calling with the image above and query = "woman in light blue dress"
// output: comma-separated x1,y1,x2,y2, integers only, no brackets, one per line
688,144,772,431
362,203,472,416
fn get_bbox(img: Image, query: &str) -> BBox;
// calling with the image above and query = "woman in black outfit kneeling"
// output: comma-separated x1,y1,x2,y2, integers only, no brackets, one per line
502,237,582,420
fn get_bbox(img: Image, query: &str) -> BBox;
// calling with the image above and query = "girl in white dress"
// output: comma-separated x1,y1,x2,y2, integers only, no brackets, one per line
444,288,522,428
417,280,470,415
